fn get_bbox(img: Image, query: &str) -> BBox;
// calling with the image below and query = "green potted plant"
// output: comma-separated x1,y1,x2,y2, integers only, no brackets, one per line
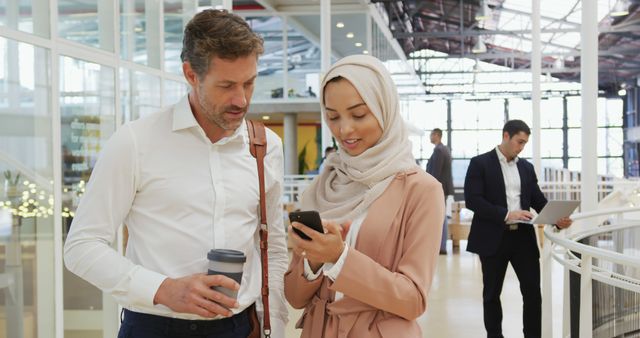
3,170,21,200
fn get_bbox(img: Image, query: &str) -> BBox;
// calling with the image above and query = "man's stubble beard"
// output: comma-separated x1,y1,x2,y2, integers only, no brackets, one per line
197,89,247,131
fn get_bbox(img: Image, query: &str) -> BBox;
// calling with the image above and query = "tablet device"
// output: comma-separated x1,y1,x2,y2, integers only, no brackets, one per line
520,200,580,225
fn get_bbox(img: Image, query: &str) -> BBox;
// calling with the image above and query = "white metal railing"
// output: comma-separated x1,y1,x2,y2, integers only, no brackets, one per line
542,207,640,338
283,175,315,205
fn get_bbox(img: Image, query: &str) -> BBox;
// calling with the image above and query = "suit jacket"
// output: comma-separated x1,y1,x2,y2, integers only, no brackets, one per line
464,149,547,256
426,143,454,196
284,169,444,338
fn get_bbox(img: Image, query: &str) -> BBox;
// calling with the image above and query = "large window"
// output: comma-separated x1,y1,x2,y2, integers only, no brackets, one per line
120,69,162,122
567,96,624,177
405,99,447,163
0,0,50,37
403,95,625,188
2,0,191,335
287,15,322,100
0,37,54,337
247,16,285,100
60,56,116,337
120,0,160,67
164,1,196,74
59,0,114,51
449,99,505,185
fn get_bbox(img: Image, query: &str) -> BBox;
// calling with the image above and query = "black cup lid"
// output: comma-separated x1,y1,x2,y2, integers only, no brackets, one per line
207,249,246,263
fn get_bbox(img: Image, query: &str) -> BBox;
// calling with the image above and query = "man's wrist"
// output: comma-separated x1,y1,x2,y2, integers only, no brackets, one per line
153,277,171,305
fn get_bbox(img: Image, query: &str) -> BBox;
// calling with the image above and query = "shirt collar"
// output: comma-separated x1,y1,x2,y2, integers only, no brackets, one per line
172,95,199,131
495,146,519,164
172,94,248,145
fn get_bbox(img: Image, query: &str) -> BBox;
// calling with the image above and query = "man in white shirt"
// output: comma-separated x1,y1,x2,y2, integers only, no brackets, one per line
64,9,288,338
464,120,571,338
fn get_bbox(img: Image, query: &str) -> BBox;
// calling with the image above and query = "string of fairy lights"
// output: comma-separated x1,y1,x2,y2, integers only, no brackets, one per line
1,179,85,219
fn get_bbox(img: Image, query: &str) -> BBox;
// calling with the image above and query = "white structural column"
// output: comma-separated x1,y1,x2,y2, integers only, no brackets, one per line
532,3,547,336
49,2,64,336
531,0,542,175
183,0,197,22
541,228,552,338
580,1,598,336
366,13,372,55
98,0,114,52
223,0,233,11
320,0,333,151
284,113,299,175
32,0,49,38
563,267,572,337
145,0,162,69
34,40,55,338
283,16,289,99
581,0,599,214
3,5,24,338
124,0,136,62
579,255,594,337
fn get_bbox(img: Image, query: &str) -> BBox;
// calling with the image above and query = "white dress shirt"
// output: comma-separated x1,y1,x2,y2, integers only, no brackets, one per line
303,211,367,300
64,95,288,332
495,147,522,222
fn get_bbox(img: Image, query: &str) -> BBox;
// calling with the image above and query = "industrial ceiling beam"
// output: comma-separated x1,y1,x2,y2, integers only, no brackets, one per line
416,66,640,75
407,46,640,60
393,25,640,38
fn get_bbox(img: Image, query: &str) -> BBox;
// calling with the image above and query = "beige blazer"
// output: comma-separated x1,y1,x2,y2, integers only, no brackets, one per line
284,169,444,338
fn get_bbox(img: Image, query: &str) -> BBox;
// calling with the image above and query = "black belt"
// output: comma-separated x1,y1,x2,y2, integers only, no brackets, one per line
122,306,251,335
506,223,522,231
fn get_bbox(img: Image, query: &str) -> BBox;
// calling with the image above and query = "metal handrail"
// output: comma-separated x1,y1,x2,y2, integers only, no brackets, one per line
542,206,640,338
545,223,640,271
570,206,640,221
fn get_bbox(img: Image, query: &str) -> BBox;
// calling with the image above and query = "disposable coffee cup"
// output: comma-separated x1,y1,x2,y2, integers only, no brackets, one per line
207,249,246,299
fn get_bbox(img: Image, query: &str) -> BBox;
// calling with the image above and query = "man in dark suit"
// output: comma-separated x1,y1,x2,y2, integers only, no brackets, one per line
464,120,572,338
426,128,454,254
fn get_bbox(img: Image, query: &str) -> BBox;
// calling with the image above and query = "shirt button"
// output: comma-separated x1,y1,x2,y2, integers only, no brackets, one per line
190,323,197,331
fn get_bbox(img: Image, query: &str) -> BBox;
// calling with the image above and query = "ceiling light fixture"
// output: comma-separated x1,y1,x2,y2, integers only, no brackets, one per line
618,89,627,96
262,116,270,120
355,42,362,47
336,22,345,28
475,0,491,21
553,57,564,69
611,0,630,17
346,32,354,38
472,38,487,53
362,50,369,54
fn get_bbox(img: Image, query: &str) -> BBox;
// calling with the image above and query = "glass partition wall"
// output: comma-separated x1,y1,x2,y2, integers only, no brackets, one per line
0,1,187,337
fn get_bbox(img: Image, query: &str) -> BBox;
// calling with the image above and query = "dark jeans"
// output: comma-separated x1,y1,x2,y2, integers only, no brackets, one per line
117,307,252,338
479,227,541,338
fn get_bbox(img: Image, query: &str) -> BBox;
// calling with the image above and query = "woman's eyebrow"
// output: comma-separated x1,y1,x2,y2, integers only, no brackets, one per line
347,102,366,110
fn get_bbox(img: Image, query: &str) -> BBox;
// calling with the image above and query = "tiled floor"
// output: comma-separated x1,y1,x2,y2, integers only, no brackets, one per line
285,241,566,337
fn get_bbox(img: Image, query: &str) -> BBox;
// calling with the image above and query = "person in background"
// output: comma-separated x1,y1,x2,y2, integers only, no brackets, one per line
284,54,444,337
426,128,454,254
64,9,288,338
318,146,337,173
464,119,572,338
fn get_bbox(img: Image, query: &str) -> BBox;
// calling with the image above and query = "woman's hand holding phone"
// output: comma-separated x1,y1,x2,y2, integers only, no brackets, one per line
288,212,349,269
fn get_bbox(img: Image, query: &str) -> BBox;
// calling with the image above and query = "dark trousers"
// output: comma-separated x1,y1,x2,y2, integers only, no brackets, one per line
117,306,254,338
479,227,542,338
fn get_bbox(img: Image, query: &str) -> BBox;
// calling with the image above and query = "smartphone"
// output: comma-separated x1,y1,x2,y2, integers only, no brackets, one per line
289,210,324,240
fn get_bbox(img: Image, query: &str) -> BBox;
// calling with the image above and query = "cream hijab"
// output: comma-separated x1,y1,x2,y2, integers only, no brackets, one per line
300,55,417,223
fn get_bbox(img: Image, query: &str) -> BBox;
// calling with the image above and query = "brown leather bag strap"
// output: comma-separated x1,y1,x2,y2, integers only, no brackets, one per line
246,119,271,338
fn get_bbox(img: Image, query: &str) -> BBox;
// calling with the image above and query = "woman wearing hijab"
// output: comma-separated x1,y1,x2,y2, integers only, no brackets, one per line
284,55,444,337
